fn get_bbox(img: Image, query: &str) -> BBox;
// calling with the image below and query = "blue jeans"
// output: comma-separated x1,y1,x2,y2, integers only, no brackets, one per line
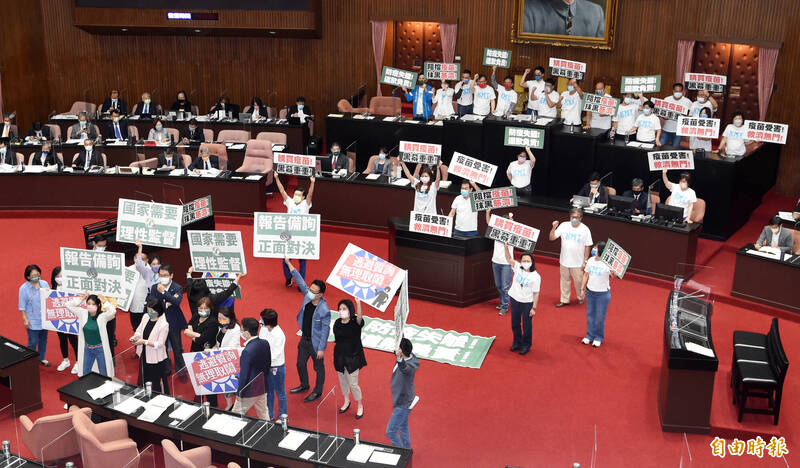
491,263,513,309
83,345,108,376
509,298,533,349
454,229,478,237
585,290,611,342
457,104,472,116
659,130,682,147
282,260,306,281
26,328,48,361
386,407,412,448
267,365,288,420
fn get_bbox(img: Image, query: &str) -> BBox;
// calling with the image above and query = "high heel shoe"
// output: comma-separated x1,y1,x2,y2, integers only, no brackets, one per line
338,402,351,414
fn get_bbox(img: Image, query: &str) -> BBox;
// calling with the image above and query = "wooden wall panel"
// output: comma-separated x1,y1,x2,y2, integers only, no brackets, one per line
0,0,798,194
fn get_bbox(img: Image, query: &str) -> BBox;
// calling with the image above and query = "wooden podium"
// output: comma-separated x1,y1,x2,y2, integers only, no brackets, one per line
388,217,496,307
0,336,42,415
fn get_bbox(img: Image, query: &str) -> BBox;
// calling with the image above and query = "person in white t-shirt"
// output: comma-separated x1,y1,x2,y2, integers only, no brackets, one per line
486,209,514,315
689,89,717,117
503,244,540,355
470,74,496,116
662,169,697,222
506,146,536,195
400,161,440,214
689,107,713,152
433,81,455,119
559,78,584,126
490,66,518,117
612,93,641,137
717,112,750,157
448,180,480,236
549,208,593,307
630,101,662,145
659,83,693,147
275,174,315,285
584,80,613,131
520,66,546,115
580,241,612,347
259,308,287,420
454,69,474,116
537,78,560,118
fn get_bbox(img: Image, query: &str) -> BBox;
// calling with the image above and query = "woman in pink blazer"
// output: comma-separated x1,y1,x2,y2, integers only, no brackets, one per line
130,297,171,393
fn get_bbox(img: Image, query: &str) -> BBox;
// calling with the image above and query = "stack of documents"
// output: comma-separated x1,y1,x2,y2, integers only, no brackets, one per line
278,430,310,451
87,381,124,400
201,413,249,437
168,403,200,421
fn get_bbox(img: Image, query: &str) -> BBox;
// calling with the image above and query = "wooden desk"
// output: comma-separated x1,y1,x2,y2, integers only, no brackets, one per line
0,336,42,415
731,245,800,313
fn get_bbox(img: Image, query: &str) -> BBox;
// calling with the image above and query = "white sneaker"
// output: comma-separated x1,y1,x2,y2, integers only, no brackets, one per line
592,340,602,347
57,359,70,372
581,338,591,345
71,362,79,374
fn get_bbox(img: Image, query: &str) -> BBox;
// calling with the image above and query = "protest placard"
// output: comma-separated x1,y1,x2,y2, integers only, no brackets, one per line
548,57,586,80
620,75,661,94
200,275,242,300
470,187,518,212
183,348,242,395
393,271,409,349
398,140,442,166
651,97,690,120
116,198,182,249
600,238,631,278
182,195,213,226
253,212,320,260
380,66,418,89
274,152,315,177
409,211,453,238
504,126,545,149
483,48,512,68
743,120,789,144
647,150,694,171
684,73,727,93
485,214,540,251
676,116,720,139
326,243,406,312
187,231,247,274
423,62,460,81
60,247,126,296
448,152,497,186
40,289,82,334
582,93,619,116
114,266,142,312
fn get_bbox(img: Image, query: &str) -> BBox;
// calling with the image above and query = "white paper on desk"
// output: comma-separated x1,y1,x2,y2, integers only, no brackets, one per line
327,113,344,118
199,169,220,178
778,211,795,222
534,118,553,126
195,116,210,122
352,114,366,120
369,450,401,465
65,139,83,145
87,381,123,400
299,450,314,460
114,397,145,415
168,403,200,421
148,394,176,408
226,143,246,150
53,114,78,120
365,174,381,180
201,414,228,432
217,418,248,437
639,143,655,149
391,178,410,187
278,430,310,451
404,120,419,124
138,404,167,423
128,115,140,120
347,444,376,463
246,175,263,180
383,116,397,122
746,248,781,260
106,139,128,146
685,341,715,358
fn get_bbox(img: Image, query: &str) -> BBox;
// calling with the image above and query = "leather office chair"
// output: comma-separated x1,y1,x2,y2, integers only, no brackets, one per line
165,128,180,143
20,406,90,464
72,409,138,468
45,124,61,140
237,139,274,184
181,154,192,168
649,192,661,214
792,230,800,255
68,101,97,115
279,108,288,119
690,198,706,223
216,130,250,143
127,126,139,141
337,99,368,114
200,143,229,170
368,96,402,116
191,105,200,116
347,151,356,172
606,187,617,197
202,129,213,142
162,439,214,468
363,154,380,174
130,158,158,169
256,132,287,145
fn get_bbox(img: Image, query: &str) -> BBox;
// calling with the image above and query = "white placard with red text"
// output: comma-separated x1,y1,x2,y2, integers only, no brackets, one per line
448,152,497,187
409,211,453,238
274,152,315,177
548,58,586,80
647,150,694,171
676,116,720,139
184,348,243,395
742,120,789,145
326,243,406,313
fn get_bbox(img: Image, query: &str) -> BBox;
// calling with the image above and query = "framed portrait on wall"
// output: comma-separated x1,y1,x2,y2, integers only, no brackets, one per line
511,0,619,49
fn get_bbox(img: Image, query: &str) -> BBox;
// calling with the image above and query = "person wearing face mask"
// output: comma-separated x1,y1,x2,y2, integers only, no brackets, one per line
549,208,593,307
559,78,584,126
386,338,419,449
520,66,546,115
135,92,158,116
72,138,104,170
104,109,129,140
402,76,435,121
754,216,794,254
580,241,612,347
659,83,692,147
135,239,162,289
50,267,80,373
486,209,514,315
503,245,541,355
100,89,128,115
131,297,170,393
91,236,117,355
25,121,51,142
432,80,455,119
29,141,60,167
717,111,750,157
490,66,519,117
577,171,609,204
189,146,221,172
68,112,98,141
448,180,481,236
68,291,116,377
689,89,718,117
333,298,366,418
156,147,183,170
179,118,204,144
470,73,497,117
584,80,613,130
289,96,313,124
622,178,648,215
327,142,350,172
1,115,17,139
689,107,714,152
19,265,51,366
285,258,331,403
170,90,193,113
212,307,241,411
454,69,474,116
147,264,186,373
400,162,440,214
662,170,697,223
0,139,19,165
184,297,221,405
148,117,170,143
630,101,662,146
124,247,150,352
247,96,266,120
366,147,393,175
274,174,316,285
210,94,240,119
233,318,271,420
612,93,642,137
506,146,536,195
185,266,243,316
259,308,287,421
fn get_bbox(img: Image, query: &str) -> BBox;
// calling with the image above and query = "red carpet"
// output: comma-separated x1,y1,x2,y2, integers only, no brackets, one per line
0,191,797,467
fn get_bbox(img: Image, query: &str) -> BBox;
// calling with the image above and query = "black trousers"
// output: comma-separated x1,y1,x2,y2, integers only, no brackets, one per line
140,357,170,394
129,312,144,335
167,326,186,372
105,318,116,356
57,332,78,359
297,337,325,394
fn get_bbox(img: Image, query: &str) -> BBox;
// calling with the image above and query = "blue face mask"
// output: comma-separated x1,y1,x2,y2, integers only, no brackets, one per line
567,85,575,92
595,89,603,95
155,124,163,131
460,189,469,197
570,217,580,227
643,108,652,115
591,248,598,256
306,291,317,301
624,97,633,105
534,75,542,81
379,153,386,160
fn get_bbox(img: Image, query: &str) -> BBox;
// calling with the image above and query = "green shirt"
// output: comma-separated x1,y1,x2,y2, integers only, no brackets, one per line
83,317,102,346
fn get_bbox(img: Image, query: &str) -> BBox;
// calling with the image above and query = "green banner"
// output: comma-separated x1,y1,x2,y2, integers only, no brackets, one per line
253,212,321,260
380,66,417,89
187,230,247,274
504,126,545,149
620,75,661,94
182,195,213,226
482,47,511,68
59,247,126,296
116,198,183,249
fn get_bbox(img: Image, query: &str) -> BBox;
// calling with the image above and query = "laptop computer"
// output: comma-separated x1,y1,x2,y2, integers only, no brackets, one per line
572,195,591,208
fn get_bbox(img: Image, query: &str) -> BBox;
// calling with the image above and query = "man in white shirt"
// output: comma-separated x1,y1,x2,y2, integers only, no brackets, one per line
612,93,640,137
486,209,514,315
275,174,316,285
537,78,560,118
454,69,474,116
448,180,480,236
659,83,692,147
506,146,536,195
689,89,718,117
584,80,613,130
491,66,518,117
549,208,593,307
559,78,584,126
520,66,546,115
470,74,496,116
259,308,288,420
630,101,662,145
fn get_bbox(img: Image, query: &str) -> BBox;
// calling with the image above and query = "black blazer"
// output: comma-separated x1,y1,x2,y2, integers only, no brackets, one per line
157,152,184,169
210,102,240,118
288,104,312,118
0,148,18,165
179,126,204,143
30,150,60,166
248,98,265,114
324,153,350,172
170,100,193,113
72,149,104,168
1,124,18,140
134,101,159,116
101,98,128,114
578,183,609,204
104,120,129,140
622,190,649,213
25,126,51,140
189,155,220,170
148,282,187,331
238,338,270,397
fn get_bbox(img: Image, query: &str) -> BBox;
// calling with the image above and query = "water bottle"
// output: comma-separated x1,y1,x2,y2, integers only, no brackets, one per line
280,414,288,433
624,132,630,144
608,127,616,141
2,440,9,459
353,429,361,445
145,381,152,398
202,401,211,418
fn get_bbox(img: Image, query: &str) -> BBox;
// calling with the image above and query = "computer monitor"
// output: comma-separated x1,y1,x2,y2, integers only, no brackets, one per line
572,195,591,208
608,194,634,213
655,203,684,222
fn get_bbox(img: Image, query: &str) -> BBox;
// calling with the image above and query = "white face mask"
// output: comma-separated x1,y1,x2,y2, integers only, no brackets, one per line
84,145,92,151
94,245,106,252
734,119,743,127
55,276,63,285
144,99,151,104
679,182,688,190
697,97,706,103
673,92,683,99
520,262,532,271
624,97,633,104
420,176,430,184
771,228,780,235
159,276,171,285
339,309,350,320
87,305,98,315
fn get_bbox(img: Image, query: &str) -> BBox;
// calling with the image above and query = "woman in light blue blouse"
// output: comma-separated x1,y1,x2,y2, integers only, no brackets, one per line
18,264,50,366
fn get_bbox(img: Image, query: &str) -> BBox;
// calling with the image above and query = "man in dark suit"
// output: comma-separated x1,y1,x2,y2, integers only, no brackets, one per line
0,139,18,165
134,92,158,116
24,122,51,142
104,109,129,140
1,115,17,139
288,96,312,124
209,95,240,119
179,118,204,144
755,216,795,254
147,265,186,373
577,171,608,204
30,141,60,166
100,89,128,114
232,318,271,419
72,139,104,169
157,148,184,169
68,113,99,141
325,142,350,172
189,147,220,172
622,178,648,214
